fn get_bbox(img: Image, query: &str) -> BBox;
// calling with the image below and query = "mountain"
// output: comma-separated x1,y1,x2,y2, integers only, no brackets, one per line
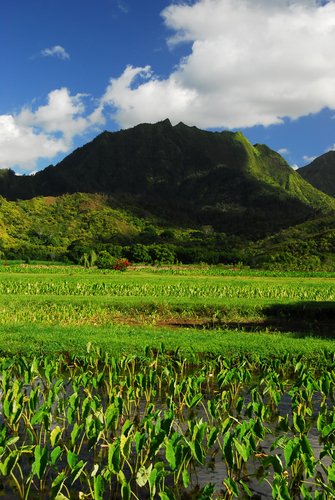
298,151,335,197
1,119,334,239
249,214,335,271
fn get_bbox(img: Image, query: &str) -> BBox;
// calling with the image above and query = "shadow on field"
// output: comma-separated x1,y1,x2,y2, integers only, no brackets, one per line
166,302,335,338
262,301,335,338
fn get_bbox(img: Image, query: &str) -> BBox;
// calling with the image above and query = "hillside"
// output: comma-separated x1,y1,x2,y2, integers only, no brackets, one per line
0,190,333,269
0,192,245,264
0,120,334,240
298,151,335,197
249,214,335,271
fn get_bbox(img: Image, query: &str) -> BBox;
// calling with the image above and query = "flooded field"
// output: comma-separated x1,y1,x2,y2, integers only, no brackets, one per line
0,347,335,499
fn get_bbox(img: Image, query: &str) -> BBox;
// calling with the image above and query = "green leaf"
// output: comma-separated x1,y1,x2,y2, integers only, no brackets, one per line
224,477,239,497
32,445,48,480
327,463,335,483
149,467,158,498
94,475,105,500
67,450,78,469
300,435,313,456
70,460,87,485
188,393,202,408
50,446,62,465
136,464,152,487
284,439,300,467
50,425,62,447
262,454,283,474
135,431,146,454
233,438,250,462
108,441,120,473
159,493,171,500
190,440,204,465
207,399,217,419
165,441,176,470
0,451,17,476
207,427,218,448
292,413,305,434
121,481,131,500
121,419,132,436
4,436,20,447
50,471,66,499
105,405,119,430
240,480,252,497
120,434,131,459
70,423,83,447
223,433,234,468
201,483,216,499
182,469,190,488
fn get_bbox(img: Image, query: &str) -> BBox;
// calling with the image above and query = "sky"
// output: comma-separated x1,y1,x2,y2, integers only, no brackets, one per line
2,0,335,174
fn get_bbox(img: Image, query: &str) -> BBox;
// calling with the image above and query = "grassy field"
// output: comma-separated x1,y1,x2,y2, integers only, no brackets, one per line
0,263,334,356
0,264,334,498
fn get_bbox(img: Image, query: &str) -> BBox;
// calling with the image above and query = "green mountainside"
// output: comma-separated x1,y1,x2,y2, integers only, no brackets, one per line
250,214,335,271
0,120,334,240
298,151,335,197
0,192,244,264
0,120,334,268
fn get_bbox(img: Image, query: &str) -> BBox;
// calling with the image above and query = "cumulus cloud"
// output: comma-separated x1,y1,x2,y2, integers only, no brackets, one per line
278,148,289,155
101,0,335,129
41,45,70,60
0,89,105,170
303,154,317,163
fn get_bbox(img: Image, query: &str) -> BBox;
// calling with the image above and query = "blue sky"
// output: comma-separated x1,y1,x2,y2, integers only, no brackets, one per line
2,0,335,173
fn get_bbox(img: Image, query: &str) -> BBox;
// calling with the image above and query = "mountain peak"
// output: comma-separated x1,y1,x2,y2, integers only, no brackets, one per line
298,150,335,197
0,121,334,239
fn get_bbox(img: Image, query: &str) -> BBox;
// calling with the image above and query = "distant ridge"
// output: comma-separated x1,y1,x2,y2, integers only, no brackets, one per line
0,120,334,239
298,151,335,197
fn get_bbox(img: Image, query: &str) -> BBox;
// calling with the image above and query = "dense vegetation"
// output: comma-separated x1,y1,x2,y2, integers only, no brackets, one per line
1,348,335,499
0,265,334,498
0,121,334,498
0,265,333,353
0,121,334,242
0,192,334,271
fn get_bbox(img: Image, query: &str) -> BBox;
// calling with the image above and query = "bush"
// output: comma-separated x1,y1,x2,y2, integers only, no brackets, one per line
96,251,131,271
149,244,175,265
96,251,118,270
128,244,152,263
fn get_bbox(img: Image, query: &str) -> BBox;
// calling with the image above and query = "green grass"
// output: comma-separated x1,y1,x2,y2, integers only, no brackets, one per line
0,264,334,356
1,323,335,359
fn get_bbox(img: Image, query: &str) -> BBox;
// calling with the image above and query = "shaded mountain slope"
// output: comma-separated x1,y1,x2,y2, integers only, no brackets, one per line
298,151,335,197
0,120,334,239
250,214,335,271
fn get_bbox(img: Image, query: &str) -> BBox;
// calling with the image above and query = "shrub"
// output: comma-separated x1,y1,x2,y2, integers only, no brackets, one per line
114,258,131,271
149,244,175,265
96,251,131,271
129,244,152,263
96,251,118,269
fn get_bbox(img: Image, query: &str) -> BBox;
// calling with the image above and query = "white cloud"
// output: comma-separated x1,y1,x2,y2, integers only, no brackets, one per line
278,148,289,155
101,0,335,129
116,0,129,14
100,65,197,127
0,89,105,170
41,45,70,60
303,154,317,163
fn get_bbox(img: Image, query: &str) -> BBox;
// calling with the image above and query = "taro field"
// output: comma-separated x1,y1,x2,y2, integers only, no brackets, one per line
0,264,334,499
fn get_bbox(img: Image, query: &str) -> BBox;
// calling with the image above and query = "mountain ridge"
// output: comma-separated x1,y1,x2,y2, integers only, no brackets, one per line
298,151,335,197
0,120,334,239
